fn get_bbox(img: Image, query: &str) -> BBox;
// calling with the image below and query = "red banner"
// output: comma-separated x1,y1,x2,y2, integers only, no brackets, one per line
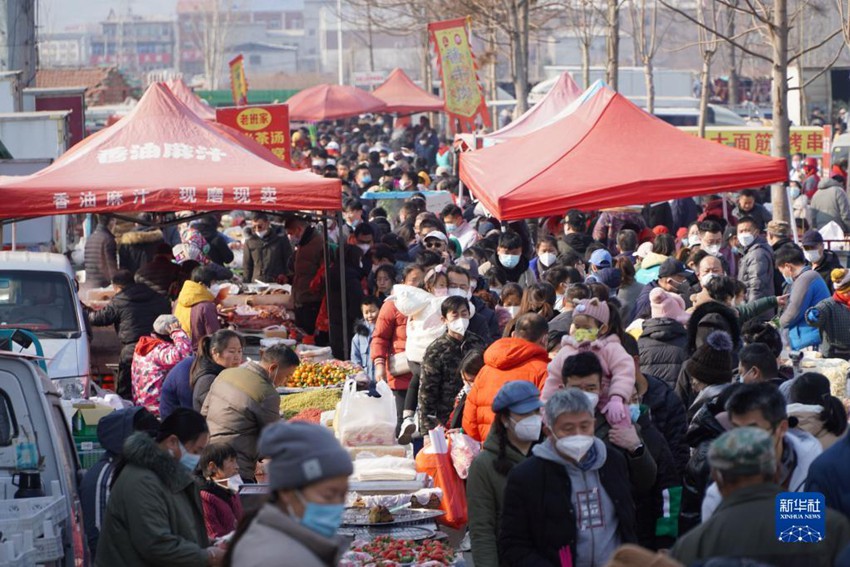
216,104,291,165
428,18,490,132
229,54,248,106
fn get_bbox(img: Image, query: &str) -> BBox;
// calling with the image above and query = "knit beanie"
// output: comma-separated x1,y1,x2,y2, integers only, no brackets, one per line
831,268,850,293
685,330,734,386
574,298,610,326
649,287,690,324
259,422,353,490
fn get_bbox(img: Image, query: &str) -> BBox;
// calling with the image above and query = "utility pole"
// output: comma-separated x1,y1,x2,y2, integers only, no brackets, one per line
337,0,344,84
0,0,36,87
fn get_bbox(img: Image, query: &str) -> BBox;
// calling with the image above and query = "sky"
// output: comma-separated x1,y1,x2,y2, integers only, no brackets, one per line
38,0,177,32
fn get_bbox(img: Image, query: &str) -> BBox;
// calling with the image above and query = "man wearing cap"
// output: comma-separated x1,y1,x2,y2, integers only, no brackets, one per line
672,427,850,566
801,230,843,293
229,422,353,566
736,216,776,321
634,258,692,321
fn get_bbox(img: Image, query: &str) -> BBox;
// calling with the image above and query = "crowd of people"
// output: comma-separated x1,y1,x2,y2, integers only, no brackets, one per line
74,115,850,566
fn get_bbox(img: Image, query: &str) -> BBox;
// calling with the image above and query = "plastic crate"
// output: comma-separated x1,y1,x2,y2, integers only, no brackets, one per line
0,495,67,539
78,449,106,470
34,533,64,563
0,533,37,567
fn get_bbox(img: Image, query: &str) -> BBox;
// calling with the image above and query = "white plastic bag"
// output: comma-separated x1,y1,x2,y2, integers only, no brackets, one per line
338,379,398,447
449,431,481,479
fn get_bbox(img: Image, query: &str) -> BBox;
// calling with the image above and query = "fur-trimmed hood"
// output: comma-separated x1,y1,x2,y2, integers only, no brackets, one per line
687,300,740,354
122,432,194,493
118,229,164,246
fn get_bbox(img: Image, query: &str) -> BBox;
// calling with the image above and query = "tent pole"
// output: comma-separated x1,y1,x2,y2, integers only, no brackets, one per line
336,211,350,359
786,186,799,245
321,212,335,351
721,195,728,225
10,223,16,251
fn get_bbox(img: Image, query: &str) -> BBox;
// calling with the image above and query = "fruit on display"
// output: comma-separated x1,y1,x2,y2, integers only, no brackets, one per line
288,360,360,388
341,537,456,566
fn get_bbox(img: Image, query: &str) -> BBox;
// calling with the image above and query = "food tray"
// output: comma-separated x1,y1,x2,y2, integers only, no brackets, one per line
337,525,436,541
342,508,443,527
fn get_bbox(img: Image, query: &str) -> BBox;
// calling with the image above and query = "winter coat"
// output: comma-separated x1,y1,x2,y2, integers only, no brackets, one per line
500,438,637,567
419,331,486,432
593,211,647,251
85,223,118,288
780,267,830,339
671,197,700,231
160,356,195,420
467,427,529,567
672,483,850,567
638,318,688,389
814,249,843,293
292,227,325,306
642,374,689,477
136,254,182,297
479,258,537,288
191,356,225,412
736,296,779,323
118,229,165,274
370,298,412,390
469,295,501,346
463,338,549,442
193,220,234,267
95,433,209,567
450,220,480,251
807,297,850,358
811,177,850,232
618,280,644,326
737,236,775,320
593,412,658,496
635,253,668,285
229,503,347,567
733,202,772,230
807,432,850,518
558,232,595,257
88,283,171,345
81,407,146,558
543,334,636,408
174,280,221,349
202,361,280,479
394,284,446,364
633,281,660,321
686,300,741,356
199,480,243,540
243,226,292,284
350,321,375,380
793,410,841,450
131,329,192,416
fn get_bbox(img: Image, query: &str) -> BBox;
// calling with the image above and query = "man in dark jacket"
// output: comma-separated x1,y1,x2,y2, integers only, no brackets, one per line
135,243,182,297
807,426,850,519
634,258,692,321
500,388,637,567
243,213,292,284
558,210,595,257
285,217,325,335
84,215,118,289
736,216,776,321
87,270,171,399
638,308,688,390
801,229,843,293
117,218,165,274
447,265,499,345
733,189,772,230
192,215,234,267
79,407,159,559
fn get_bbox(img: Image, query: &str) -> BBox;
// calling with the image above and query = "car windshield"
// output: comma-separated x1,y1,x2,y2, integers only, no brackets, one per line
0,271,80,334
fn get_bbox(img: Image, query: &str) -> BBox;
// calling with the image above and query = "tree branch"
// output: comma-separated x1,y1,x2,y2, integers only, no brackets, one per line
787,27,842,63
788,45,845,90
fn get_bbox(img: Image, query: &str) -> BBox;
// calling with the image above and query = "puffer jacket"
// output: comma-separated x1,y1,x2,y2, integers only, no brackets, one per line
543,334,635,407
593,211,647,250
811,177,850,232
118,229,165,274
463,337,549,442
350,321,374,380
419,331,486,432
243,226,292,284
199,480,243,541
131,329,192,416
370,299,412,390
193,218,234,267
88,283,171,345
95,433,209,567
135,254,182,297
737,236,775,319
85,223,118,288
394,284,446,364
202,361,280,479
174,280,220,349
190,355,225,412
686,300,741,356
642,374,689,477
292,227,325,306
635,253,668,285
638,318,688,389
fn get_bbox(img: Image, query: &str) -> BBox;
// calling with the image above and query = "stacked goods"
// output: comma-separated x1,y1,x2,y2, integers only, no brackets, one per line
289,360,360,388
341,537,455,566
280,388,342,419
799,356,850,403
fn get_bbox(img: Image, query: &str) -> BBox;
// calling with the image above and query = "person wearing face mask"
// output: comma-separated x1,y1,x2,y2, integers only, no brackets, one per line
441,203,479,252
634,257,692,322
418,296,486,433
243,212,292,285
353,164,374,197
698,220,737,279
530,236,560,278
447,265,500,345
500,388,638,567
203,345,299,480
479,231,537,288
448,350,485,429
340,197,364,242
97,408,220,567
190,330,244,411
467,381,543,567
198,443,244,541
775,244,830,348
285,217,325,335
735,216,776,322
801,230,842,293
227,422,353,567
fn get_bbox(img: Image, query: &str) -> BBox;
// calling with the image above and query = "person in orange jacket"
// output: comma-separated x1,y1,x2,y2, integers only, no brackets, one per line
463,312,550,442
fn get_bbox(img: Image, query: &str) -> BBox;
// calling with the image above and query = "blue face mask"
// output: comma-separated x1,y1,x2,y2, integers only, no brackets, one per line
297,491,345,538
178,441,200,472
499,253,521,269
784,274,795,286
629,403,641,424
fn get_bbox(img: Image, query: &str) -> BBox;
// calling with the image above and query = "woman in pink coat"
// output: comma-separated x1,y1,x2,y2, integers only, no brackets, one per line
131,314,192,416
542,298,635,427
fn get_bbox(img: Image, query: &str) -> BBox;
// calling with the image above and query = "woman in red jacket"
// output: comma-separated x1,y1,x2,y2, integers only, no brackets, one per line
197,442,243,541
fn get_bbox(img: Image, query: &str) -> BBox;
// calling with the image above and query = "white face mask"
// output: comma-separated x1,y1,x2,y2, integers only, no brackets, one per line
583,391,599,410
700,273,718,287
448,287,470,299
703,243,721,256
804,249,822,264
215,473,244,493
255,229,268,239
737,232,755,248
447,317,470,336
538,252,558,267
511,415,543,442
555,434,595,462
505,305,521,318
357,243,371,254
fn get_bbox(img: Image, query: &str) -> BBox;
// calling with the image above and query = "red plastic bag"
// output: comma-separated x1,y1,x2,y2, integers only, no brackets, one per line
415,450,468,529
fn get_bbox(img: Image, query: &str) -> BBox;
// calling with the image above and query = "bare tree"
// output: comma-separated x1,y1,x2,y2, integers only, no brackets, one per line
184,0,234,90
628,0,667,112
696,0,720,136
564,0,605,87
606,0,621,89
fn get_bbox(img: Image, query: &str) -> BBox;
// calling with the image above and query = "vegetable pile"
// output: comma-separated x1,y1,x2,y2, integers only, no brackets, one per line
340,537,455,566
289,360,361,388
279,388,341,420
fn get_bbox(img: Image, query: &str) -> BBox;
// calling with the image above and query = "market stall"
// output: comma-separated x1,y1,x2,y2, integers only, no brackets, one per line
287,84,387,122
459,84,789,220
372,68,445,115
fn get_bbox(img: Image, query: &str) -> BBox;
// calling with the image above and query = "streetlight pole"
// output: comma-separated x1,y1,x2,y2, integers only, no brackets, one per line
337,0,344,85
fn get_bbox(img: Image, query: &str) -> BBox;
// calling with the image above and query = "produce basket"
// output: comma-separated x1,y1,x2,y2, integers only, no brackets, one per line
33,532,63,563
78,449,106,470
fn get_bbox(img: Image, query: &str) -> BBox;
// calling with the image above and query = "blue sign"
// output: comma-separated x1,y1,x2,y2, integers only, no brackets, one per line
775,492,826,543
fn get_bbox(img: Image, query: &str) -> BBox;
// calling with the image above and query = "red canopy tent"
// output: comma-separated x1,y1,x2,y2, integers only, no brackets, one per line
372,68,445,114
460,87,788,220
165,78,216,121
0,83,341,220
287,84,387,122
484,71,583,143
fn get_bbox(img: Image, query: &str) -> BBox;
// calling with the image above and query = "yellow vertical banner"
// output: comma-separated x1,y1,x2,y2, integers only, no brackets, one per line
229,54,248,106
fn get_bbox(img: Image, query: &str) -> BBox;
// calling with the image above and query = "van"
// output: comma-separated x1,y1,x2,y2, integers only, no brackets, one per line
0,252,90,398
0,352,86,565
